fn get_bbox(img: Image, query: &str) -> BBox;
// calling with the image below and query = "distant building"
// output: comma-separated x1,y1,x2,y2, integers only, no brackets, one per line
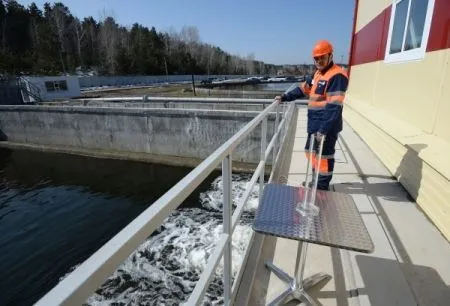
346,0,450,240
21,76,81,102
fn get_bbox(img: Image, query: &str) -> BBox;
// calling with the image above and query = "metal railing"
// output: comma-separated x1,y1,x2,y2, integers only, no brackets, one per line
18,77,42,102
78,96,275,104
35,100,297,306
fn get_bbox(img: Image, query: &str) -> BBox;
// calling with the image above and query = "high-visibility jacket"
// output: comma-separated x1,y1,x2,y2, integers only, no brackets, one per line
281,62,348,135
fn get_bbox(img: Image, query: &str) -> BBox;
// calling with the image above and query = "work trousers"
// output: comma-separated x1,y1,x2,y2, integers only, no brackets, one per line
304,133,338,190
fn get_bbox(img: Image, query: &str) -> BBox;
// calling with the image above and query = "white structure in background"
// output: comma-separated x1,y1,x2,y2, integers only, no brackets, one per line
21,76,81,102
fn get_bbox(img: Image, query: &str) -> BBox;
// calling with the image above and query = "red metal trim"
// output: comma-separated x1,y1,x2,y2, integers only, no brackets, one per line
427,0,450,52
351,6,392,66
347,0,359,79
350,0,449,68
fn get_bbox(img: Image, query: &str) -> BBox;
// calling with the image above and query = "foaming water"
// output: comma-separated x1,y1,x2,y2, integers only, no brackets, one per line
84,174,259,305
0,148,261,305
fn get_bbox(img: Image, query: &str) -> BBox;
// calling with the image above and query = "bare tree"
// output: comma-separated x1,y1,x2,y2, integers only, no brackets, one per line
180,25,200,45
180,25,200,65
72,17,85,67
99,16,118,74
49,3,69,73
246,52,255,75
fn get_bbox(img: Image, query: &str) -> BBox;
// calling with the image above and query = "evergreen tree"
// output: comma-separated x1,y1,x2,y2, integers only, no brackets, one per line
0,0,280,76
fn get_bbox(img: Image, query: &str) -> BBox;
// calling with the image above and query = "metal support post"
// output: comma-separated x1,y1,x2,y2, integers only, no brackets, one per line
222,155,232,305
273,105,280,164
259,118,267,199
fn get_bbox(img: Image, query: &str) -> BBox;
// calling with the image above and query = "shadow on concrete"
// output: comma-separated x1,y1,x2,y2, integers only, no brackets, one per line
333,143,426,203
333,181,413,202
355,255,450,306
394,143,427,201
337,136,448,305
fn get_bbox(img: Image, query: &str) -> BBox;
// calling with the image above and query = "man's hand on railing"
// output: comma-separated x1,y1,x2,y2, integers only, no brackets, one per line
274,96,282,104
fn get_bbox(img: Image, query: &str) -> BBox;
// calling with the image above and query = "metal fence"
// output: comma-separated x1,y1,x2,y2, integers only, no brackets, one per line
34,100,297,306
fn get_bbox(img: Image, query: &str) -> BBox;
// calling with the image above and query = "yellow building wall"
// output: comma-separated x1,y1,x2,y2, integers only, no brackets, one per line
347,49,450,145
345,47,450,240
373,51,447,133
344,102,450,240
433,50,450,143
344,62,378,104
355,0,390,31
346,0,450,242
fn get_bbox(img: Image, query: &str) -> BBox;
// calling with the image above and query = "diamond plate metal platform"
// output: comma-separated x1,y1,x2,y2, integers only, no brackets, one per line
253,183,374,253
252,183,374,305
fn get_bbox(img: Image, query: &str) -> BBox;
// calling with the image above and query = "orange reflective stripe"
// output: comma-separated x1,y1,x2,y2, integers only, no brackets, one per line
305,152,317,160
308,101,327,109
306,152,330,173
309,95,326,101
316,158,328,173
326,95,345,103
305,152,318,170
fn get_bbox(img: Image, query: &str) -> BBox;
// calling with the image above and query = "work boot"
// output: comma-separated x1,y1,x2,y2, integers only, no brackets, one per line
317,185,330,191
302,181,314,188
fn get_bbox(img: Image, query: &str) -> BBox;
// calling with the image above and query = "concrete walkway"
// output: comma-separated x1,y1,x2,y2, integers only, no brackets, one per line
249,107,450,305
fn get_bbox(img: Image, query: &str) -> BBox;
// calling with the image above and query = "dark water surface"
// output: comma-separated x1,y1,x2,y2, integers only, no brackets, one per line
0,148,220,306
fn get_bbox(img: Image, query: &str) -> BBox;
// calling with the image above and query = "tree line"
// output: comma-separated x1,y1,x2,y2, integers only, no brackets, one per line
0,1,280,76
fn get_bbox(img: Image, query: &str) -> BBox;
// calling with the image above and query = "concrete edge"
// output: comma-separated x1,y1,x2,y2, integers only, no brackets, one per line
0,104,278,118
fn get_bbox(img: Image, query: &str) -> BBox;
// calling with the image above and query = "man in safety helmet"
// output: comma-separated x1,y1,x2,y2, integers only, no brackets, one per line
275,40,348,190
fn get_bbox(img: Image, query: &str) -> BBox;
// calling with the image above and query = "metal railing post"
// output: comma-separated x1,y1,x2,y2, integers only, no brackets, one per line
222,154,232,305
272,104,280,163
259,118,267,198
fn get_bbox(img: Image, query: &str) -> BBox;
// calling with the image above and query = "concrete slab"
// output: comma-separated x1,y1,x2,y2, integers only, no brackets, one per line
248,106,450,306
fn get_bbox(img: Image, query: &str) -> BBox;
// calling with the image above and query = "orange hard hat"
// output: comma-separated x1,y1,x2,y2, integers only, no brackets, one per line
312,40,333,57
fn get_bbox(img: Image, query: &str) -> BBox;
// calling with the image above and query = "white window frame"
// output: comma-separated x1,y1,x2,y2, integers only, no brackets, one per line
384,0,435,63
44,80,68,92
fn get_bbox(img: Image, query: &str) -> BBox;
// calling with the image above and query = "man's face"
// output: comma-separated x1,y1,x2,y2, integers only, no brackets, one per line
314,53,331,70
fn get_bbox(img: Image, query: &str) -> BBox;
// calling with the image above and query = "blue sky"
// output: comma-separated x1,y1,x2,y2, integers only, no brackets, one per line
18,0,355,65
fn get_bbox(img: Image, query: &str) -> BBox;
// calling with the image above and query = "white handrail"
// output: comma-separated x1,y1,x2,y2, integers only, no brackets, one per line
187,102,295,305
34,100,296,306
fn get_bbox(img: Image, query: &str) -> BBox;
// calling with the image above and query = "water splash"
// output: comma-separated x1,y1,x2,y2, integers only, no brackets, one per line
77,173,259,305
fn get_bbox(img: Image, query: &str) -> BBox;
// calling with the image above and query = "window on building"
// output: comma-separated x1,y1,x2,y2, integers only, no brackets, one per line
44,80,68,92
385,0,435,62
45,81,55,92
58,80,68,90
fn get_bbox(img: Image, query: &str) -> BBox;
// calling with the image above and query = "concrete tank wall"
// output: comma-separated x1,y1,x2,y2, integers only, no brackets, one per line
78,75,247,89
0,106,275,165
52,100,271,112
